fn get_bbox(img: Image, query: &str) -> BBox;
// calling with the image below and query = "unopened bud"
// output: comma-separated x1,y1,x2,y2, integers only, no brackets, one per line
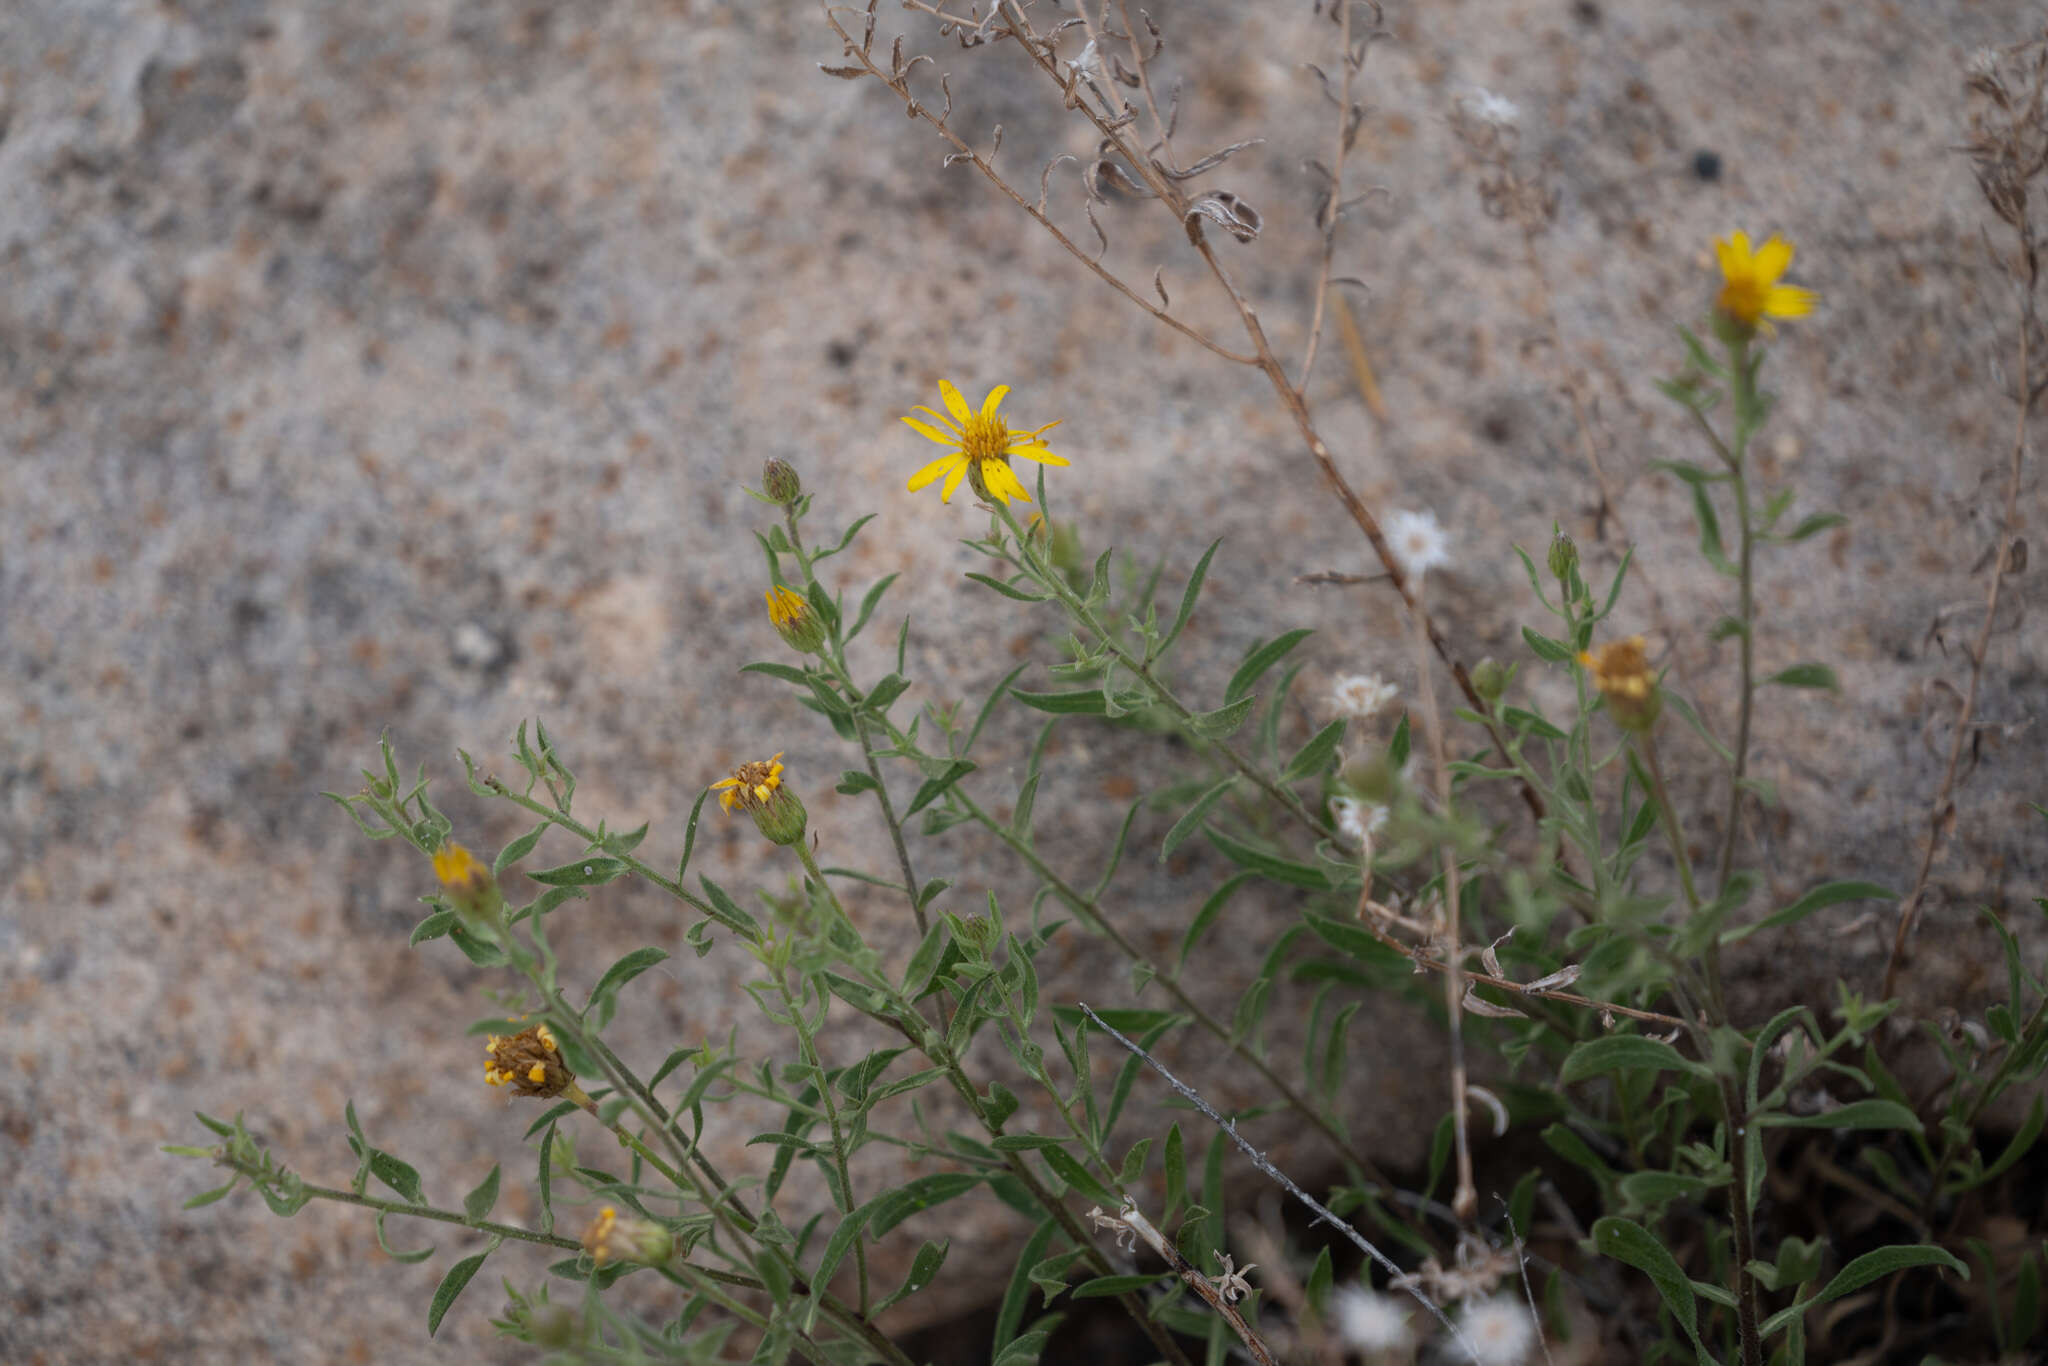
1547,525,1579,585
761,458,803,506
765,585,828,654
1472,657,1510,703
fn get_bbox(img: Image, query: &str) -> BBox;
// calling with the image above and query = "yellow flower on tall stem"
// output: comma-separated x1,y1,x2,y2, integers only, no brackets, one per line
902,380,1067,505
1713,232,1817,334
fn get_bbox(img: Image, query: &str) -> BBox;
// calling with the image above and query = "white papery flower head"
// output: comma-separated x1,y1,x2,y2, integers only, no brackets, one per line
1330,1284,1413,1353
1454,1294,1538,1365
1332,797,1388,849
1331,672,1399,720
1467,88,1521,129
1386,508,1452,580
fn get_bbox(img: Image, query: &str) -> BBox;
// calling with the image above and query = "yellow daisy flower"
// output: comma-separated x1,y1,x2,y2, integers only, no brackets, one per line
902,380,1067,506
1714,232,1817,331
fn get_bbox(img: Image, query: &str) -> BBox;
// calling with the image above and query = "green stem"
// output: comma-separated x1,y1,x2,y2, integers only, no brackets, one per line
223,1166,582,1251
1715,337,1760,894
953,786,1409,1205
993,504,1334,842
782,505,932,936
782,971,871,1312
792,842,1199,1366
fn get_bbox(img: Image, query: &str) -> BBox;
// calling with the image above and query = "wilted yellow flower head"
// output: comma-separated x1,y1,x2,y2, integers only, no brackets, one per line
484,1022,575,1098
582,1205,675,1268
903,380,1067,506
1714,232,1817,332
764,585,826,653
433,840,503,928
1579,635,1660,731
713,753,808,845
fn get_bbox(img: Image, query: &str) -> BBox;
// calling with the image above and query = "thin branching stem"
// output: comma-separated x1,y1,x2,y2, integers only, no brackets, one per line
1884,317,2033,999
1077,1002,1474,1357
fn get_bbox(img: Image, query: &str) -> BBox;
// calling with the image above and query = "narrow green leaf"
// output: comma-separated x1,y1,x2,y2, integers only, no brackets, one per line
1388,714,1411,770
526,856,629,888
1591,1217,1713,1366
1011,688,1108,716
870,1173,984,1237
865,673,912,715
965,572,1051,603
182,1179,240,1210
1189,694,1257,739
1522,627,1575,664
905,759,977,817
1759,1244,1965,1337
993,1218,1060,1357
1764,662,1839,691
848,572,900,641
697,877,762,938
1158,539,1223,662
1783,512,1847,542
1073,1273,1165,1298
428,1237,501,1337
494,822,548,875
1226,628,1315,703
1756,1100,1922,1133
461,1164,502,1222
587,947,669,1015
1162,777,1238,861
1280,720,1346,783
1722,881,1894,945
1302,912,1409,973
1560,1035,1709,1084
1179,873,1254,970
877,1239,950,1312
1204,829,1333,889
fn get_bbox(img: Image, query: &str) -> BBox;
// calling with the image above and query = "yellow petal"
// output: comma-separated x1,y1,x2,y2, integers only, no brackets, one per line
939,459,970,503
902,414,962,447
1006,444,1069,466
914,405,960,433
938,380,972,424
1752,234,1794,284
1763,283,1817,318
985,459,1030,504
980,384,1009,419
1715,232,1751,278
908,453,964,492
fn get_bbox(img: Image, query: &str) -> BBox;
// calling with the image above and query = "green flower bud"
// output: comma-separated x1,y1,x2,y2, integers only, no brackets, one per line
1472,656,1510,703
1547,525,1579,584
761,458,802,506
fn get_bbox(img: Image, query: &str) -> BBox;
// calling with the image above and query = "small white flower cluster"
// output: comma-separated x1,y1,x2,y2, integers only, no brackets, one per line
1386,508,1452,580
1330,672,1398,721
1330,1285,1413,1353
1454,1295,1539,1365
1331,796,1388,850
1464,88,1521,130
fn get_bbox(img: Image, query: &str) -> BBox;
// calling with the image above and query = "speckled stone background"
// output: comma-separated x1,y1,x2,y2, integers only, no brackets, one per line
4,0,2042,1361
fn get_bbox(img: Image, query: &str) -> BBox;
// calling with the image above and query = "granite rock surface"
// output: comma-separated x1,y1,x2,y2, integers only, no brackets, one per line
3,0,2042,1360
